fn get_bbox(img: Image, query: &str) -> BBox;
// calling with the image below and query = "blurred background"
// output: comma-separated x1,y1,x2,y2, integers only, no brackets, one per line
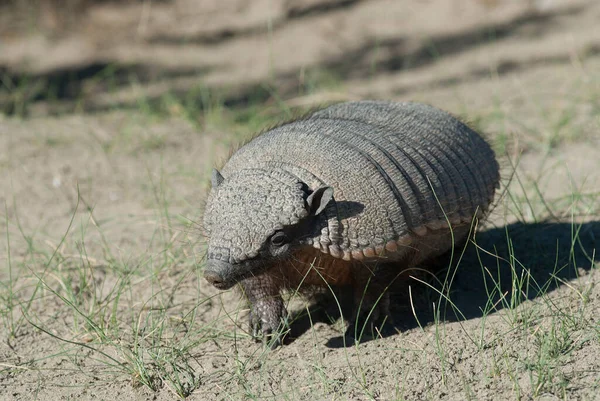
2,0,597,120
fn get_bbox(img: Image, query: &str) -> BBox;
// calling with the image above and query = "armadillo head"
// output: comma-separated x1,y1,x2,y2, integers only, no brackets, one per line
202,168,333,290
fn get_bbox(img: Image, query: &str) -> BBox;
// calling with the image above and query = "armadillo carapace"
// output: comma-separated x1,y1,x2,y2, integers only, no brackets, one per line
202,100,500,346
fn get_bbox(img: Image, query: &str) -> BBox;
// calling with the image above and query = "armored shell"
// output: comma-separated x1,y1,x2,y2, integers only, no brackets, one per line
206,101,500,265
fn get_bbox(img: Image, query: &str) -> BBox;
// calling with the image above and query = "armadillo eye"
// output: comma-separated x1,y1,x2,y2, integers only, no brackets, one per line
270,232,288,247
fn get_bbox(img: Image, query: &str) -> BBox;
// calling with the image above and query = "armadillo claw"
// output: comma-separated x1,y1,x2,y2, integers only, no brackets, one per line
262,328,283,349
249,316,282,347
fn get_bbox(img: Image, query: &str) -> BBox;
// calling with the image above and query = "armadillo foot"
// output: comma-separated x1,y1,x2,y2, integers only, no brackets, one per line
248,297,288,349
345,289,391,344
241,274,288,348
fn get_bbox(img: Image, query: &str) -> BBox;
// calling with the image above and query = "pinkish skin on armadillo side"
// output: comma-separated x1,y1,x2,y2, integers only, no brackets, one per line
202,100,500,346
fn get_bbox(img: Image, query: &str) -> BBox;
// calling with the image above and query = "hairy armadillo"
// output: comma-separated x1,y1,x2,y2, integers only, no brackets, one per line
202,100,500,346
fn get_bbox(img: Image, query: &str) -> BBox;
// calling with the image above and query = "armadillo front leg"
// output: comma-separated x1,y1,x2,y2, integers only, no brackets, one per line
240,273,288,348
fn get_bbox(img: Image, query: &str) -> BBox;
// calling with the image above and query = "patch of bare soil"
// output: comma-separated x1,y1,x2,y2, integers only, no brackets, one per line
1,0,599,400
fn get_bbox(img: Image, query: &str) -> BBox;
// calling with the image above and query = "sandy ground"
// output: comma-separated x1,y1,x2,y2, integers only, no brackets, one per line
1,0,600,400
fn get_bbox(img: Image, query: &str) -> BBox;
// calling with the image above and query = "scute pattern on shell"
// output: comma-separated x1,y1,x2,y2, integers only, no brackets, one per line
214,101,499,262
205,101,500,264
204,169,309,264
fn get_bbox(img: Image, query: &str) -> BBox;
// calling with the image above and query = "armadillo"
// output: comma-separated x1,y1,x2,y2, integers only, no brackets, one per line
202,100,500,346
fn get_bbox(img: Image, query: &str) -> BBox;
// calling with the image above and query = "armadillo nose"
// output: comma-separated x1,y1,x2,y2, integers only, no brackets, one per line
204,259,235,289
204,271,225,287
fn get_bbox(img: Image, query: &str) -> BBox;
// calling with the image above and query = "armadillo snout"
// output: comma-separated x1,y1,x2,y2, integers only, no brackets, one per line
204,259,237,290
204,270,226,288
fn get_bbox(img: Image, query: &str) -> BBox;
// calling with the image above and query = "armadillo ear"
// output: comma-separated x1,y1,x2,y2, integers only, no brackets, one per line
306,186,334,216
211,168,225,188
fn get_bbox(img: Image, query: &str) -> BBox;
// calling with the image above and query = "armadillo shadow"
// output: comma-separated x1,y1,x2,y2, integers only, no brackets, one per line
441,220,600,325
285,220,600,348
